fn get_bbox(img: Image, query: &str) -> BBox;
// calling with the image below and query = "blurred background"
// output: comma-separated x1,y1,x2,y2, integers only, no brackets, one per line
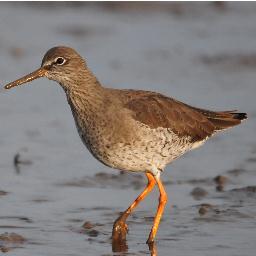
0,2,255,256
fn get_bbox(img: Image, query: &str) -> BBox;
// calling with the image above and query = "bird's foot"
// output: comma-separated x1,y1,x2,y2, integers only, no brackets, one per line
112,219,128,242
146,233,155,245
147,240,157,256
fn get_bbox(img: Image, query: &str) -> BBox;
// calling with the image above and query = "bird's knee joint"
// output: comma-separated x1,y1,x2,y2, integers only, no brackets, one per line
158,195,168,204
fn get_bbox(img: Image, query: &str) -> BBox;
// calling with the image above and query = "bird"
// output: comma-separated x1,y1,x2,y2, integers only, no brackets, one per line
4,46,247,245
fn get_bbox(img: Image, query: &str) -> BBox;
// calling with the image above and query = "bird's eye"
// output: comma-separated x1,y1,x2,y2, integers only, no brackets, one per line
55,57,66,65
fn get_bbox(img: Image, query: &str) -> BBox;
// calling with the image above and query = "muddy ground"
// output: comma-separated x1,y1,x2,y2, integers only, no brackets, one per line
0,2,255,256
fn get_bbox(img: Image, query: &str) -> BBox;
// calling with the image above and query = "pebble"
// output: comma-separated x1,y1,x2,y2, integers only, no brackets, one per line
0,232,26,243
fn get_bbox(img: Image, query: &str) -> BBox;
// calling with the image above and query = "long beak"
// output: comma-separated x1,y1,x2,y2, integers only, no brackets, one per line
4,68,47,90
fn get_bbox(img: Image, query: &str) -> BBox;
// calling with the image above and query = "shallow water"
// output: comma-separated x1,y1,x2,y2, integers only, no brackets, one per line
0,2,256,256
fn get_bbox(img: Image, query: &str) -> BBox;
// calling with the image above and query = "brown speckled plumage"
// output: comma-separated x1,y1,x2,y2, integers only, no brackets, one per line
4,46,247,245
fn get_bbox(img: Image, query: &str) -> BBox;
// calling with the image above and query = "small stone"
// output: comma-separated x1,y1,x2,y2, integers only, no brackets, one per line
0,232,26,243
0,246,11,252
214,175,228,192
82,221,94,229
198,203,213,216
214,175,228,186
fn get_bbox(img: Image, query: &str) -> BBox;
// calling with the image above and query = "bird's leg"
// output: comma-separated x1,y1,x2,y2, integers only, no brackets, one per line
112,172,156,242
146,175,168,244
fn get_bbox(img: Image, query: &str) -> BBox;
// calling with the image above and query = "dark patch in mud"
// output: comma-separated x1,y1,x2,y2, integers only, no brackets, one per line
66,206,113,215
0,226,35,229
30,198,50,203
0,232,26,242
230,186,256,197
0,232,26,252
85,229,100,237
6,2,228,17
226,168,248,177
200,53,256,70
9,47,25,59
196,204,252,222
56,25,113,38
198,203,215,216
0,191,8,196
108,59,123,71
70,221,107,241
0,216,33,223
214,175,228,192
0,247,9,253
0,217,35,230
179,177,213,186
247,157,256,163
176,174,229,189
144,49,172,61
190,187,208,200
59,171,145,190
82,221,104,230
98,2,185,15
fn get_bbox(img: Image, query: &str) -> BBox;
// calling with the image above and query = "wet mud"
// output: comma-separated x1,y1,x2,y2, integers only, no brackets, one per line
60,171,145,190
0,2,255,256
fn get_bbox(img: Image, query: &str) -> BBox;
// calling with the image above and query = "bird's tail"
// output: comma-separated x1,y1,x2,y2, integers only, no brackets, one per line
202,110,247,131
187,106,247,131
207,111,247,131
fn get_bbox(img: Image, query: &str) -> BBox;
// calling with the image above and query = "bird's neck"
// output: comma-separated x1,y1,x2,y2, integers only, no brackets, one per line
63,69,107,117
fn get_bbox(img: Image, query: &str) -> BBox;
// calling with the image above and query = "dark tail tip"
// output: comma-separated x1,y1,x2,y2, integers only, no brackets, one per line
233,112,247,121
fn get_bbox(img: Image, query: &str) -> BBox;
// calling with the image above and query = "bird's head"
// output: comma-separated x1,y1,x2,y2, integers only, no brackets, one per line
4,46,88,90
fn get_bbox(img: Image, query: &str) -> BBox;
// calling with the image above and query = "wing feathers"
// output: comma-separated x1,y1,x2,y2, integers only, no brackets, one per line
123,91,246,142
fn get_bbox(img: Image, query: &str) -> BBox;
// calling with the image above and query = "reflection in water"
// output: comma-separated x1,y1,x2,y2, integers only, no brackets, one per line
112,217,128,253
148,242,158,256
112,236,158,256
14,153,21,174
13,151,32,174
112,236,128,253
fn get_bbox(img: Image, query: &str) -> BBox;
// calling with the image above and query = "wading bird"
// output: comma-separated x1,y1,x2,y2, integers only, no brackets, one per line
4,46,247,245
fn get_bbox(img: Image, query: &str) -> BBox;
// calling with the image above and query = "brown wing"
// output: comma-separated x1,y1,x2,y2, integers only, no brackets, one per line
124,91,215,142
181,105,247,130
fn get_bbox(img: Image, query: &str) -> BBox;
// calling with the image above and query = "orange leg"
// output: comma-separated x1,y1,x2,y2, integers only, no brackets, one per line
147,175,168,244
112,172,156,242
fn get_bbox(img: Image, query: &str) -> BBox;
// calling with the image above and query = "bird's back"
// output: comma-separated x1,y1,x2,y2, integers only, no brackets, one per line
114,88,247,140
